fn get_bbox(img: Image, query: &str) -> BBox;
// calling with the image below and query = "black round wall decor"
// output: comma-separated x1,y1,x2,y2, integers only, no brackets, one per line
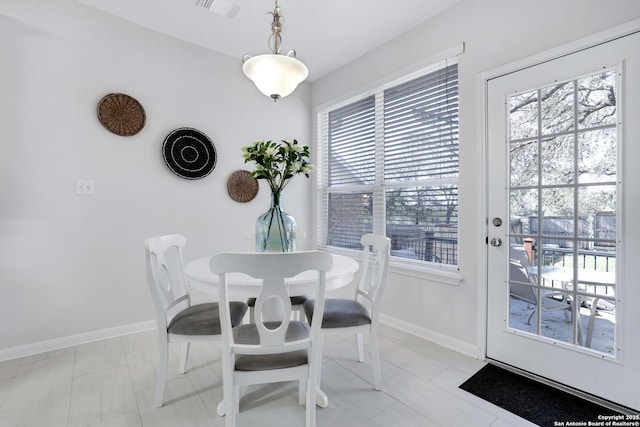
162,127,217,180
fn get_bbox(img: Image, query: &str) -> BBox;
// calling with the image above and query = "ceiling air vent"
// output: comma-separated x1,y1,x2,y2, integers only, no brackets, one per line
195,0,242,19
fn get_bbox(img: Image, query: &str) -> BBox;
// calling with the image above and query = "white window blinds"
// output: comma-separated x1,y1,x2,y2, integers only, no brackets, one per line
384,64,459,182
317,61,459,266
328,96,376,186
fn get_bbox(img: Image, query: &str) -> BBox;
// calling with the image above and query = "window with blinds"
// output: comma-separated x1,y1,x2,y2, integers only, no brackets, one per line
317,62,459,266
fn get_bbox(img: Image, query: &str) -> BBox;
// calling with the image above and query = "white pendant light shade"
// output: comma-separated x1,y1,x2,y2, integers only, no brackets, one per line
241,1,308,100
242,54,308,100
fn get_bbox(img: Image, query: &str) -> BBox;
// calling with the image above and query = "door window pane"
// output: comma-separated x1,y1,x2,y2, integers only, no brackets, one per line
510,189,538,230
507,68,618,353
578,129,616,183
510,90,539,139
578,70,617,128
541,187,574,218
541,82,575,134
510,140,538,187
541,135,574,185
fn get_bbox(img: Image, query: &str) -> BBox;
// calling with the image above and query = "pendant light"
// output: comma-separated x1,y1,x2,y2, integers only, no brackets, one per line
242,1,308,100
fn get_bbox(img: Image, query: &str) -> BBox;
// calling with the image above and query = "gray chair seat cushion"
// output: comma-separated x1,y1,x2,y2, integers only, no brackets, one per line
233,321,310,371
167,301,248,335
303,299,371,329
246,295,308,307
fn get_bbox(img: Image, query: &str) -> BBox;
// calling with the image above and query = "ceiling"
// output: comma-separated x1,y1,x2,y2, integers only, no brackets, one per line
76,0,462,81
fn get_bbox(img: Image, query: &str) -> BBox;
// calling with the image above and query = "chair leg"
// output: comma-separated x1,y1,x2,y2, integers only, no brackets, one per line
312,333,329,409
216,400,226,417
298,379,306,405
224,396,236,427
355,332,365,362
223,381,236,426
156,341,169,407
575,305,584,346
370,328,382,390
305,372,316,427
217,386,246,418
178,342,190,374
234,386,241,414
586,298,601,347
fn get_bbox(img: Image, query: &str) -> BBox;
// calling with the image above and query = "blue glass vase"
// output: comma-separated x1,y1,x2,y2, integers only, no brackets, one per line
255,191,296,252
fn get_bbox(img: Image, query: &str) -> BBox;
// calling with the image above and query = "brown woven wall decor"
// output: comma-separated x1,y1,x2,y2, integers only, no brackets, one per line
227,170,259,202
97,93,146,136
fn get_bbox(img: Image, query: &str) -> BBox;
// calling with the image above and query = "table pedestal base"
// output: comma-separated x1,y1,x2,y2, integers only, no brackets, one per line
216,386,328,417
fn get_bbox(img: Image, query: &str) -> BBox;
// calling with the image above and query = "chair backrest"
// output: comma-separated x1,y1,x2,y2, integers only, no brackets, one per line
145,234,191,330
210,251,333,354
355,234,391,320
510,244,532,266
509,259,537,304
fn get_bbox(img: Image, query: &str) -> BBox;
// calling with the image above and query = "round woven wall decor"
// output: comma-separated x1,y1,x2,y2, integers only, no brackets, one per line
227,170,259,202
162,127,217,180
97,93,146,136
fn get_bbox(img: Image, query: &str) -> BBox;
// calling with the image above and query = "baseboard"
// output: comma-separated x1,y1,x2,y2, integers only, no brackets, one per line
0,320,156,363
2,315,477,363
380,314,478,358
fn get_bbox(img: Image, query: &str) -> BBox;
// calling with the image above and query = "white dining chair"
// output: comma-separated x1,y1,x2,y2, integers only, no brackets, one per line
210,251,333,427
144,234,248,407
303,233,391,391
245,230,309,323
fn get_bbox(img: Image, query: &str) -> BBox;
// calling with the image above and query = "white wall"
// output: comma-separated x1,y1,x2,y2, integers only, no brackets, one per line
3,0,640,360
0,0,312,355
312,0,640,354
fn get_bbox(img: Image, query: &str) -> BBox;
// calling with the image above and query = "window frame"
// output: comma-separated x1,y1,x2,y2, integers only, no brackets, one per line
315,51,464,284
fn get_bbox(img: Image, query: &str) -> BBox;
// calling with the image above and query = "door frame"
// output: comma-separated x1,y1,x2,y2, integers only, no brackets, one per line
476,18,640,361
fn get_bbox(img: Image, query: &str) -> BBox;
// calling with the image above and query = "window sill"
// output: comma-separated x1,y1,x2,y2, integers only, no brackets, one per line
389,258,463,286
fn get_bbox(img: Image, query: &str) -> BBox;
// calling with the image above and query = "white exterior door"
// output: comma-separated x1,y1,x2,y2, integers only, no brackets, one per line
486,31,640,410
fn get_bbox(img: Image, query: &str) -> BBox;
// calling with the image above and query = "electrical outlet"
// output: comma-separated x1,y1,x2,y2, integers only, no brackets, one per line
75,180,95,195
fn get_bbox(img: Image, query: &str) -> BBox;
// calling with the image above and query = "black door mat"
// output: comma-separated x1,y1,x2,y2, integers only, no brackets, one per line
459,364,631,427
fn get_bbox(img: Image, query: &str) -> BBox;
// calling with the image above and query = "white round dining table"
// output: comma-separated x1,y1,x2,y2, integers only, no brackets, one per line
185,252,360,299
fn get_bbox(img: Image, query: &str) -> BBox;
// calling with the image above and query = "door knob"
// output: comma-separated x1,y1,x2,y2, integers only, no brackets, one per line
490,237,502,247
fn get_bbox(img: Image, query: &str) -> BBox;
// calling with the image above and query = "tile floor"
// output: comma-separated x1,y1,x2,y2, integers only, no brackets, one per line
0,325,536,426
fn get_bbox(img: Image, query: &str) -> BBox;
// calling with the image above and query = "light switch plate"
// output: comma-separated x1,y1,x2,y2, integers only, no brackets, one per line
75,180,95,195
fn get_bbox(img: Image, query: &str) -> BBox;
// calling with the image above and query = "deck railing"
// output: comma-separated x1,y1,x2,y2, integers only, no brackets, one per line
327,225,458,265
538,246,616,273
